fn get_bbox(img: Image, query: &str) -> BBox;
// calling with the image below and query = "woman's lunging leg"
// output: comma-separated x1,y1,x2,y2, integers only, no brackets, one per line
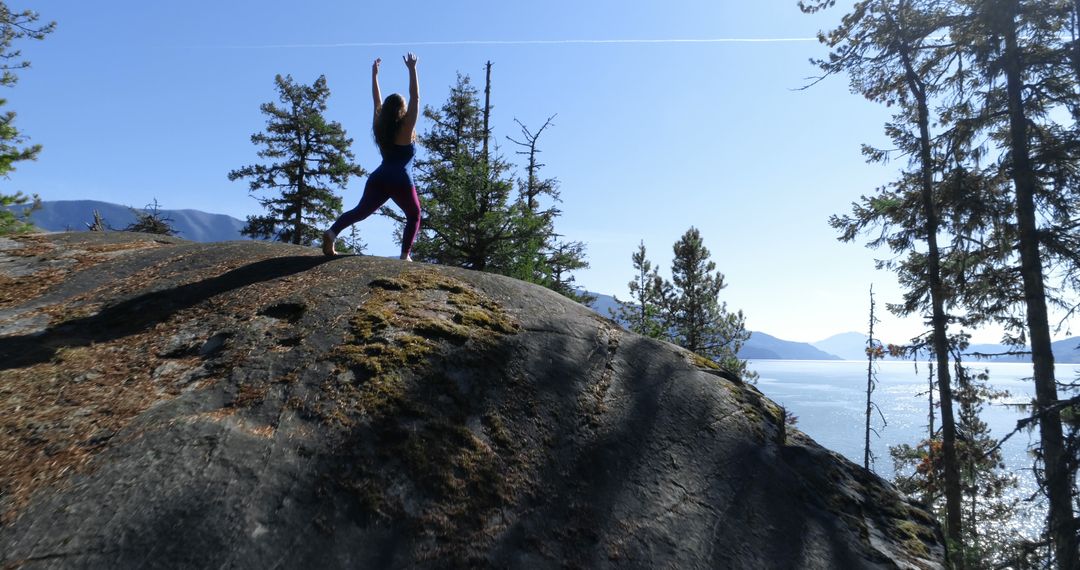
390,185,422,259
329,181,390,237
322,180,390,256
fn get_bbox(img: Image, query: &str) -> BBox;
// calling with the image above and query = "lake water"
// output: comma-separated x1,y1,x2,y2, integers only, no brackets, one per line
750,359,1080,538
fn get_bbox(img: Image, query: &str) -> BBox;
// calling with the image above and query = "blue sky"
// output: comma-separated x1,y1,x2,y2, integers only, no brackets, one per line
8,1,1076,344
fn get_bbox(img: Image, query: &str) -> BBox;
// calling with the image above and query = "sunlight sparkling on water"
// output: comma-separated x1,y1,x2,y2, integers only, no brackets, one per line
751,360,1080,539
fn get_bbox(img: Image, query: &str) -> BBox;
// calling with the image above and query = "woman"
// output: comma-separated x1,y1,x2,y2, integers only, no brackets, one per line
322,53,421,259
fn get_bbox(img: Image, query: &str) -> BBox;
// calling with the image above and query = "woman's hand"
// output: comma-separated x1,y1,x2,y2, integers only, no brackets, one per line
403,52,418,69
372,58,381,75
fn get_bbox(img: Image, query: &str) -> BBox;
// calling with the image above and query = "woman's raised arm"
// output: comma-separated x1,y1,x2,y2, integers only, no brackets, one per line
403,52,419,134
371,58,382,126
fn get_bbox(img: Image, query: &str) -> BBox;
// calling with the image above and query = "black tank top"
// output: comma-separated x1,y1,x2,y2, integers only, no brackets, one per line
380,143,415,168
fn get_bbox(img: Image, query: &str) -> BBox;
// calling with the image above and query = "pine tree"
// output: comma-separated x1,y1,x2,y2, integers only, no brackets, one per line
947,3,1080,563
611,241,669,339
0,5,53,237
668,227,753,380
805,0,968,545
506,115,590,302
545,240,593,304
0,190,37,234
394,73,519,270
386,67,590,300
891,337,1023,568
229,74,363,246
336,225,366,255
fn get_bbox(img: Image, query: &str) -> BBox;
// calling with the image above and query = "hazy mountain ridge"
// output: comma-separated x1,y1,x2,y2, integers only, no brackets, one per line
586,292,841,360
813,332,1080,364
17,200,248,242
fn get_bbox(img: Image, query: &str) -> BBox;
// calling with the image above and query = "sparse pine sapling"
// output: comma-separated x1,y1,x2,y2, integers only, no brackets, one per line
612,240,669,339
124,199,177,236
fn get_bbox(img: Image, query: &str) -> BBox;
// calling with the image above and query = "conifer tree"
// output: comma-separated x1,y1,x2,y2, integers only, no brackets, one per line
0,4,53,236
545,240,593,304
891,338,1023,567
506,115,590,302
229,74,363,246
0,190,37,234
612,241,669,339
337,225,366,255
808,0,1080,563
947,3,1080,563
668,227,753,380
864,285,887,472
386,68,590,301
804,0,967,544
394,73,520,270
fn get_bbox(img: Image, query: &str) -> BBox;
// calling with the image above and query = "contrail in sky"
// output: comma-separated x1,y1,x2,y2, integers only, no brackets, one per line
212,37,818,49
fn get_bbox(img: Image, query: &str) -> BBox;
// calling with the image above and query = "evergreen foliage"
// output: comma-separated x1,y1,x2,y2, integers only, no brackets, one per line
808,0,967,544
0,4,53,237
124,199,176,236
229,74,363,246
544,240,593,304
890,339,1024,568
613,231,753,381
0,189,36,234
506,115,592,303
383,69,589,301
611,241,669,339
806,0,1080,565
668,227,753,380
393,73,524,270
336,225,366,255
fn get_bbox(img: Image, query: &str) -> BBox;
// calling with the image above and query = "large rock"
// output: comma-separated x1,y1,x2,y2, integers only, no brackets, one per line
0,232,945,569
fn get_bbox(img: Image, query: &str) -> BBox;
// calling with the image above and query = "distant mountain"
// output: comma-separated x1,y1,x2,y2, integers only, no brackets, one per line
1052,337,1080,363
814,331,1080,364
586,291,621,321
20,200,247,242
965,338,1080,364
813,332,872,361
740,332,841,361
585,292,840,360
963,343,1029,362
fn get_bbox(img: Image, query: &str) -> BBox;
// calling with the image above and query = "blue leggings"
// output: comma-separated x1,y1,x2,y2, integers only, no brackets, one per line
330,177,421,257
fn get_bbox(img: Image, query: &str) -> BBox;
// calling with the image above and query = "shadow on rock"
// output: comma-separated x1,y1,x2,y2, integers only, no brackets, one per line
0,255,332,370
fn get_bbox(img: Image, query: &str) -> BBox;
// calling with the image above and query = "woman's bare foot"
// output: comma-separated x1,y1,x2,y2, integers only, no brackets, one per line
400,253,413,262
321,230,337,256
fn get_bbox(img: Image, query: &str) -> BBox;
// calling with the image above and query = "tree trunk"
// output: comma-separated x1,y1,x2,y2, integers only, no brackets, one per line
295,157,306,246
1001,6,1078,567
482,61,492,165
899,39,963,550
865,285,875,471
926,360,936,508
1073,0,1080,87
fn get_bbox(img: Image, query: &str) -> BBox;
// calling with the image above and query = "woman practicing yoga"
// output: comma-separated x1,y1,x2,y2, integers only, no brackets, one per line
322,53,421,259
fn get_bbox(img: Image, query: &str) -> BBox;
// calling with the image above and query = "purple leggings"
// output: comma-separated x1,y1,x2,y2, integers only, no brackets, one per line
330,178,421,257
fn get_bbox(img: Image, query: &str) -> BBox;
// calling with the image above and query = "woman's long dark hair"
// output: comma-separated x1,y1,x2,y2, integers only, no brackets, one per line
373,93,407,153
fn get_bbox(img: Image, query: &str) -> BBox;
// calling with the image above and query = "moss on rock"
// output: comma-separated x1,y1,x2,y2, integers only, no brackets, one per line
333,268,519,388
